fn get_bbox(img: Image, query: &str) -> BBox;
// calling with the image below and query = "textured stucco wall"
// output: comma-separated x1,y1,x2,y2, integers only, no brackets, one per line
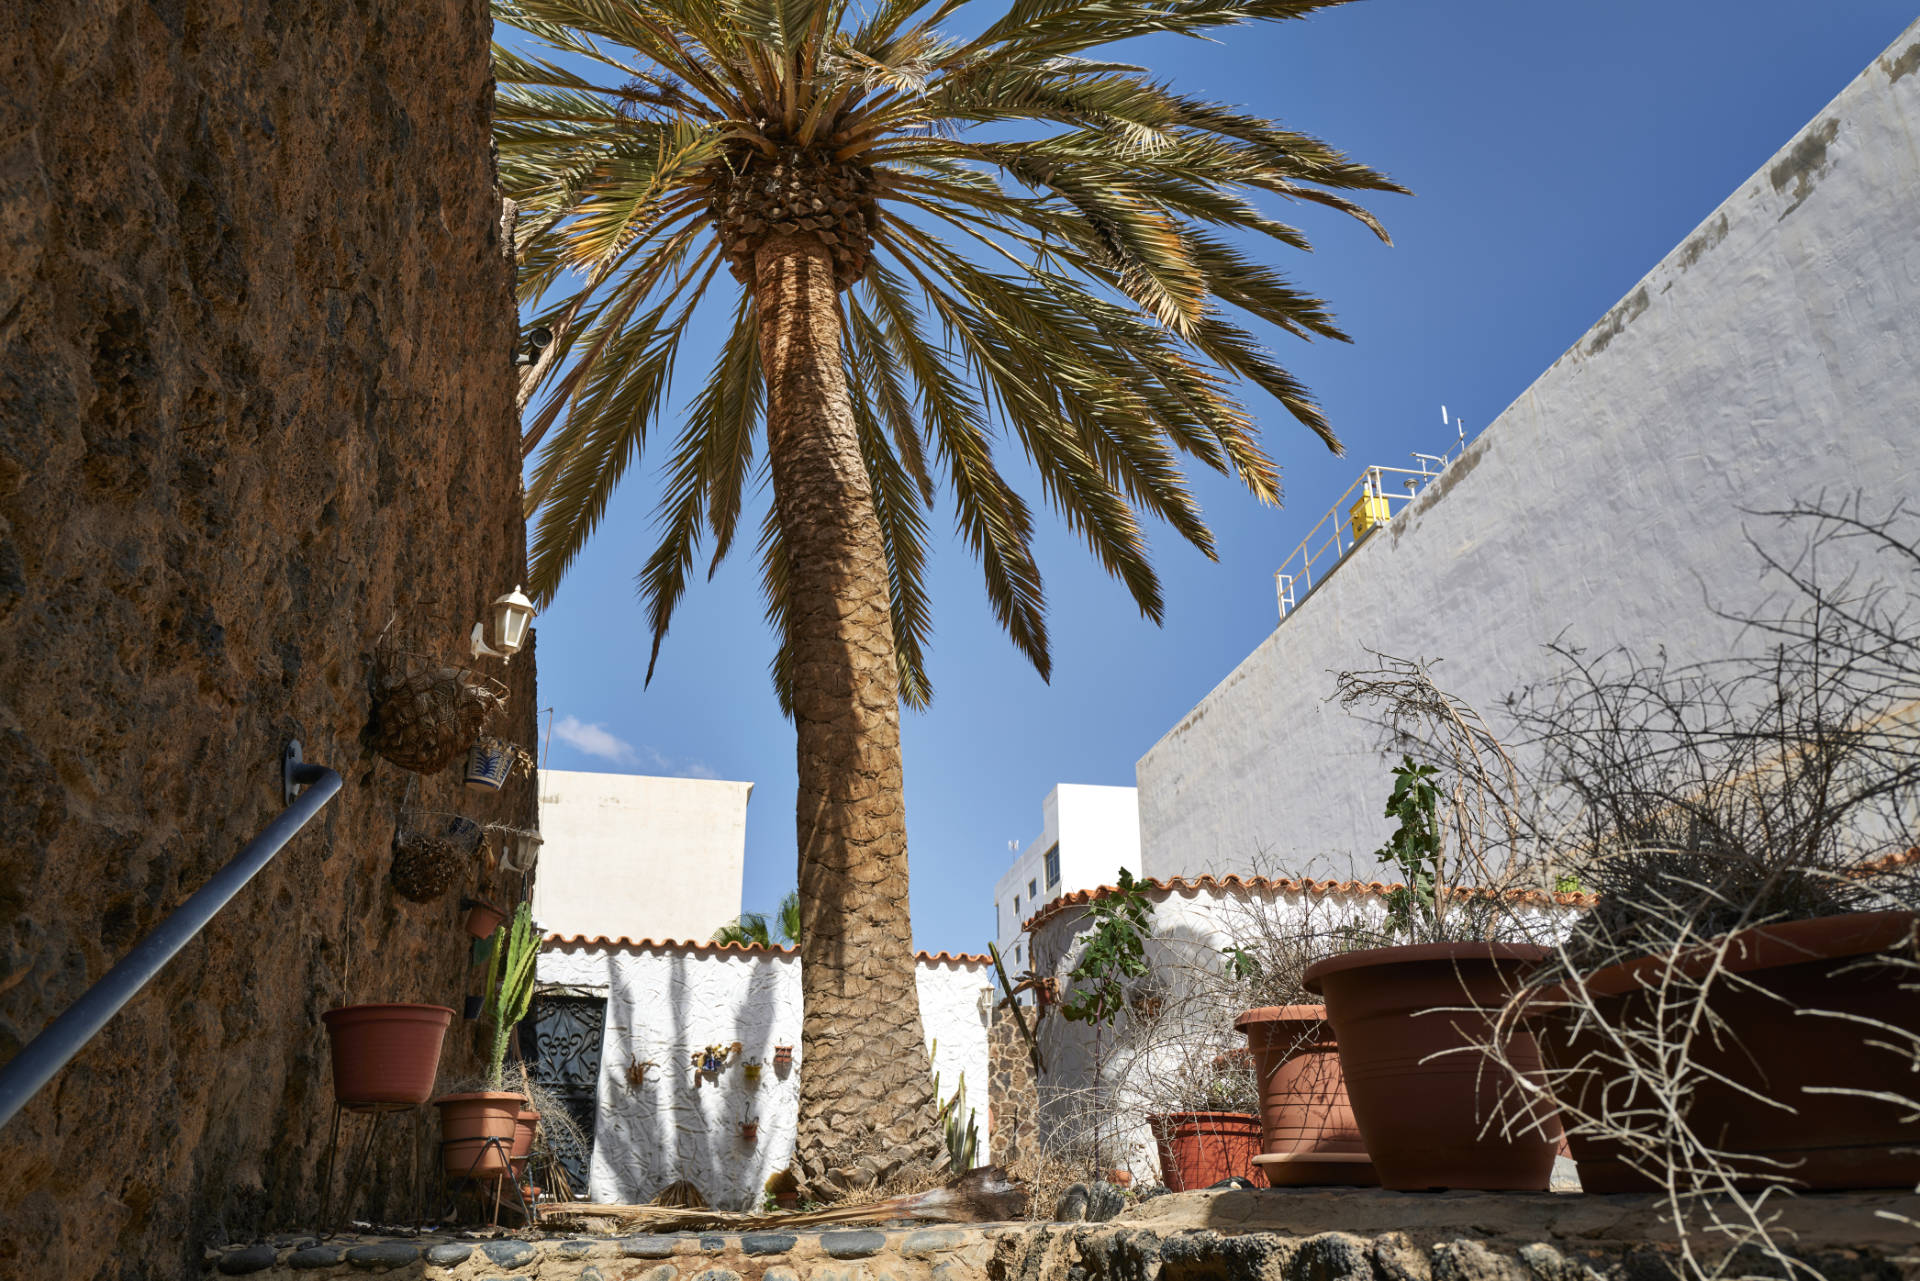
1136,20,1920,883
532,770,752,943
539,942,993,1208
0,2,533,1277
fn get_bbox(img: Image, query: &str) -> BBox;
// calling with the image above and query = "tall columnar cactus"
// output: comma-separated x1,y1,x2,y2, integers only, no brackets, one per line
484,903,539,1091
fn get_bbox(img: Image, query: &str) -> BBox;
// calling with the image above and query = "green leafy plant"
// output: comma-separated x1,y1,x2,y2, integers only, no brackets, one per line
1220,944,1262,983
1374,756,1442,938
1061,868,1154,1027
484,902,540,1091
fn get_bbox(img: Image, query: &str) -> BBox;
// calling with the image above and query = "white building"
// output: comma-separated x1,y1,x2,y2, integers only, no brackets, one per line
992,783,1142,977
531,768,753,944
1135,22,1920,884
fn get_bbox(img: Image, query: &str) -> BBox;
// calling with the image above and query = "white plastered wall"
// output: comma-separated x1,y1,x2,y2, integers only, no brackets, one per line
1135,21,1920,883
538,942,994,1207
532,770,752,943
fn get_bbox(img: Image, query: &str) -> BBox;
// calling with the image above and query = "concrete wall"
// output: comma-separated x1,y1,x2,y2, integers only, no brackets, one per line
533,769,752,943
1137,20,1920,883
0,2,535,1276
993,784,1142,970
538,941,993,1208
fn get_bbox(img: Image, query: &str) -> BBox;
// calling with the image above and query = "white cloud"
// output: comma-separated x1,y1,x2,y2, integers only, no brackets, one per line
550,715,720,780
552,715,640,766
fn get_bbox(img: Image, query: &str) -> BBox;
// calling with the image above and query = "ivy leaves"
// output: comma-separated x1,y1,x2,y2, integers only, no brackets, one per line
1060,867,1154,1027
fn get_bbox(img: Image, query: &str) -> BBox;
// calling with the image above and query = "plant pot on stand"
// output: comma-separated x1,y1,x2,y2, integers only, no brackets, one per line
1304,942,1563,1191
1235,1005,1376,1187
434,1091,527,1180
1526,910,1920,1193
322,1004,454,1106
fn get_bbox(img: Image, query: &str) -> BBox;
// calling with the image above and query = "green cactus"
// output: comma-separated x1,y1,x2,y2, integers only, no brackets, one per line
485,903,540,1091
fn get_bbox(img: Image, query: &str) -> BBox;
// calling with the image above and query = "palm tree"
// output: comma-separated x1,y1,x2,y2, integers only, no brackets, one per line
496,0,1399,1195
713,890,803,947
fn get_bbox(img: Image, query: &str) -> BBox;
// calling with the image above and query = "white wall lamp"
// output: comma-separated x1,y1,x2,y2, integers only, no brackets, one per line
470,585,537,664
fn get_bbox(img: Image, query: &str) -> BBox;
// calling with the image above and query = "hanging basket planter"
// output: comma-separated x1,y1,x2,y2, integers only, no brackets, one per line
390,812,484,903
368,646,507,775
463,897,508,940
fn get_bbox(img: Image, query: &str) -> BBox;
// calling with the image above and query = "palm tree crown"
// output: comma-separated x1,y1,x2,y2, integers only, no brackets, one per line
498,0,1401,705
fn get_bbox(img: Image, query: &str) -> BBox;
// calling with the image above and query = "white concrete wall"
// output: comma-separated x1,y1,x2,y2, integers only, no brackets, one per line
538,941,993,1208
1136,22,1920,882
532,769,752,943
1025,879,1578,1183
993,784,1143,972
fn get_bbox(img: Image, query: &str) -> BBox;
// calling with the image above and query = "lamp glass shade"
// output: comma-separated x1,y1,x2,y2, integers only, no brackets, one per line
491,586,535,657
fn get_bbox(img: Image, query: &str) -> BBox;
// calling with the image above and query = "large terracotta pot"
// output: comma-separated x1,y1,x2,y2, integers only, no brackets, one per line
321,1004,453,1107
1304,942,1562,1191
1527,910,1920,1193
1234,1005,1376,1187
435,1091,526,1178
511,1109,541,1161
1145,1111,1265,1191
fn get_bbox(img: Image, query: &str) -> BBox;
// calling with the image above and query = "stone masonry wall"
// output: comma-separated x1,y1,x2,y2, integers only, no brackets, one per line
987,1008,1037,1170
0,2,534,1278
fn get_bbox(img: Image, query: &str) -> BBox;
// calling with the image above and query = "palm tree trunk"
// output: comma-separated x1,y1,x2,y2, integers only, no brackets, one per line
753,233,942,1196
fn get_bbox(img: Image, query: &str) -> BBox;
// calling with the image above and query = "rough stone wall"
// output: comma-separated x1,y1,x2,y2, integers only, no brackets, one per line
1135,18,1920,882
987,1008,1037,1169
0,2,534,1278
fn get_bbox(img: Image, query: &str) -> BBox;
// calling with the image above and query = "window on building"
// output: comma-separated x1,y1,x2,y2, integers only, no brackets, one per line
1044,844,1061,888
1028,878,1037,899
1014,893,1021,916
1014,942,1022,965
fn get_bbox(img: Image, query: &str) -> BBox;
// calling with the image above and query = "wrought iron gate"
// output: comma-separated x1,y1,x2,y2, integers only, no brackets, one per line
526,993,606,1196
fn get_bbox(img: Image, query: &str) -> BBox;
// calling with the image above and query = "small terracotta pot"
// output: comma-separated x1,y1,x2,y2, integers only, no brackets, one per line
1145,1111,1265,1191
739,1122,758,1142
773,1045,794,1069
1527,910,1920,1192
1234,1004,1376,1187
1305,942,1563,1192
510,1109,541,1161
434,1091,526,1178
321,1004,453,1107
1105,1168,1132,1187
464,899,507,940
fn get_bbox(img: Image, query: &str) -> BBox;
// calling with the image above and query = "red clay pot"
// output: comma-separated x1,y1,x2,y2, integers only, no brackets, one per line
1304,943,1563,1191
1234,1005,1376,1187
1145,1111,1265,1191
1528,910,1920,1192
510,1109,541,1161
435,1091,526,1178
464,899,507,940
321,1004,453,1107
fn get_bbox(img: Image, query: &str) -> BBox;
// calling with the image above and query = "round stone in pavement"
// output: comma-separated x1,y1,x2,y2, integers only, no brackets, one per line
635,1266,679,1281
287,1245,346,1270
623,1237,680,1259
581,1268,605,1281
346,1241,421,1269
742,1232,799,1255
425,1242,474,1265
821,1230,887,1259
690,1270,743,1281
699,1235,731,1253
763,1268,800,1281
550,1239,598,1259
481,1239,539,1270
216,1244,277,1274
902,1229,963,1255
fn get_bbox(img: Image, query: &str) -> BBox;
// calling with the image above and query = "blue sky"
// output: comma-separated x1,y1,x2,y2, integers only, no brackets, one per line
525,1,1920,956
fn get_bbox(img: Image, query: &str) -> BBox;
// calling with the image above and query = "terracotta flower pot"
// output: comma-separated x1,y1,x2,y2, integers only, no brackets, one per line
1304,942,1563,1191
1234,1004,1376,1187
1527,910,1920,1193
434,1091,526,1178
1145,1111,1265,1191
510,1109,541,1161
463,899,507,940
321,1004,453,1107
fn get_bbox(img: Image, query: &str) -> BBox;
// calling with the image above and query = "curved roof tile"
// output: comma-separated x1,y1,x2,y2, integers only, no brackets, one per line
542,934,991,967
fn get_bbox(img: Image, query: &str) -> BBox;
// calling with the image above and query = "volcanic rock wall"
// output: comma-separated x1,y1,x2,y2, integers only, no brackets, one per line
0,2,534,1277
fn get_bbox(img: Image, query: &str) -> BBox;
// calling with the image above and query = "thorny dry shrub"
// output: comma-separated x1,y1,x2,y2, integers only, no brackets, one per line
1476,497,1920,1280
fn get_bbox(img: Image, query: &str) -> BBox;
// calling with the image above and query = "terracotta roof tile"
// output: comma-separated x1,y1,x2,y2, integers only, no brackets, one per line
541,934,991,967
1021,873,1599,934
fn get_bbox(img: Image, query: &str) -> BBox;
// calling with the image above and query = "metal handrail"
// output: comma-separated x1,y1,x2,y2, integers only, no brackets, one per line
0,742,343,1130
